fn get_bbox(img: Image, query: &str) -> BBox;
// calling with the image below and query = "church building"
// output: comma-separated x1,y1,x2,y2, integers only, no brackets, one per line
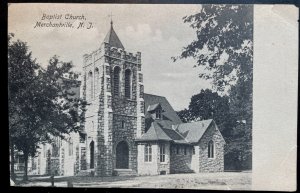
23,21,225,177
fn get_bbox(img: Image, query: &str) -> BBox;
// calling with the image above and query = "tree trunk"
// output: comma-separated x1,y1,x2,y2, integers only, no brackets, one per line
23,152,28,181
10,144,15,181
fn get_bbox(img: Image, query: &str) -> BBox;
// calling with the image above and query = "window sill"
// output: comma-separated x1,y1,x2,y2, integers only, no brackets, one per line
159,162,168,165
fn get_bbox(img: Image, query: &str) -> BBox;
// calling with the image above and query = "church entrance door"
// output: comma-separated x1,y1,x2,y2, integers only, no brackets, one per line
116,141,129,169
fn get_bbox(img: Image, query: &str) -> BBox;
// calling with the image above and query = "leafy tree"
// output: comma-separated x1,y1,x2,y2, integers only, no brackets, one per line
173,4,253,92
8,34,86,181
174,5,253,170
177,89,234,141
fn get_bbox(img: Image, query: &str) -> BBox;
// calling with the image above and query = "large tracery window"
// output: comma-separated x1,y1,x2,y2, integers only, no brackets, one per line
125,69,131,98
114,66,121,96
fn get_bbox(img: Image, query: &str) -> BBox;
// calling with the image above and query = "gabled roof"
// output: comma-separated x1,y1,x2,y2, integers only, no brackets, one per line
103,22,124,49
144,93,182,124
147,103,162,112
173,119,214,143
136,120,190,145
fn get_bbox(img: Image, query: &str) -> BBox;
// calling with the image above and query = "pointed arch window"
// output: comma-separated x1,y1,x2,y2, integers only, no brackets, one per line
88,71,93,99
114,66,121,96
125,69,131,98
95,68,99,94
208,140,214,158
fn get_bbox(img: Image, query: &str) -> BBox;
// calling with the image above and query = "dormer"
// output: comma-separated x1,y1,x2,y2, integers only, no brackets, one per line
147,103,164,120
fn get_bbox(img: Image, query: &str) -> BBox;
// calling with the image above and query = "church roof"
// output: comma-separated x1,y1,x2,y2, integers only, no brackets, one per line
147,103,162,112
136,120,190,145
103,22,125,49
173,119,214,143
144,93,182,124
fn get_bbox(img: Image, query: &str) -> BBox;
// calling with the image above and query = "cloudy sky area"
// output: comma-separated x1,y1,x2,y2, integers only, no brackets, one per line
8,4,212,111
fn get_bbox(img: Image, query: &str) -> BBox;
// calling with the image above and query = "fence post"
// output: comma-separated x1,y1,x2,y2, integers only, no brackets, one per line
50,174,54,187
67,180,73,187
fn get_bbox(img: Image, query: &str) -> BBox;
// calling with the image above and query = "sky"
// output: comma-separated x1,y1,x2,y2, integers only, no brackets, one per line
8,3,212,111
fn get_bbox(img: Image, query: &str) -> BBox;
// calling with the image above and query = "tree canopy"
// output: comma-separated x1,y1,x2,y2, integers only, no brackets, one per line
8,33,86,180
173,4,253,92
175,5,253,170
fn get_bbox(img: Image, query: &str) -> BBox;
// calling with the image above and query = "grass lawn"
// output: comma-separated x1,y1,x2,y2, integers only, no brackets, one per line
16,171,251,190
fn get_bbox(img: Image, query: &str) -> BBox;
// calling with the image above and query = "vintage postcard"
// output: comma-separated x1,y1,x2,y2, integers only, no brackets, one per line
8,3,298,191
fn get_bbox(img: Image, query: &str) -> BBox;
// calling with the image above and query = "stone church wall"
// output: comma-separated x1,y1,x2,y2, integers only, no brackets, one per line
198,124,225,172
170,145,194,174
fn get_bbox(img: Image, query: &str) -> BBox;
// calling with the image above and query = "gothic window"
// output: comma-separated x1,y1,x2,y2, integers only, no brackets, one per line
208,140,214,158
113,66,121,96
121,120,125,129
88,71,93,99
95,68,99,94
156,109,162,119
160,144,166,163
125,69,131,98
144,144,152,162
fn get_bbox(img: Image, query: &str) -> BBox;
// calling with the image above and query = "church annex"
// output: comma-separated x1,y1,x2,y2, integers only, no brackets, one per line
21,22,226,177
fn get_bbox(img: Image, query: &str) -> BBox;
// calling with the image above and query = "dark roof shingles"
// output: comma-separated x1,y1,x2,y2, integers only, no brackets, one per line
144,93,182,124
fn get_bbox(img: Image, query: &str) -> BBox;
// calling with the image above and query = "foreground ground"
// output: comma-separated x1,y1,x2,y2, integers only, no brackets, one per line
16,171,251,190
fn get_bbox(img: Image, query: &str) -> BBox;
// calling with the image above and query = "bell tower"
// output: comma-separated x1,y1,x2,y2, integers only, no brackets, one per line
81,21,145,176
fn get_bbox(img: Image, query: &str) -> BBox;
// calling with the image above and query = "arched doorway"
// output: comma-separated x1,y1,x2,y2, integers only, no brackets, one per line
90,141,94,169
116,141,129,169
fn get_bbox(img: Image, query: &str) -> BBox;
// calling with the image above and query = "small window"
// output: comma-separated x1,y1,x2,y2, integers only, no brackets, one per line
184,147,187,155
208,141,214,158
192,147,195,155
121,120,125,129
156,109,162,119
176,146,180,154
95,68,99,94
160,144,166,163
144,144,152,162
88,71,93,99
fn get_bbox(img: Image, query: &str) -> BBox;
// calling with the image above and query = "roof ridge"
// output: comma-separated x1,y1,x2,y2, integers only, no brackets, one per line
176,119,213,126
152,122,159,139
144,93,166,98
169,125,190,143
